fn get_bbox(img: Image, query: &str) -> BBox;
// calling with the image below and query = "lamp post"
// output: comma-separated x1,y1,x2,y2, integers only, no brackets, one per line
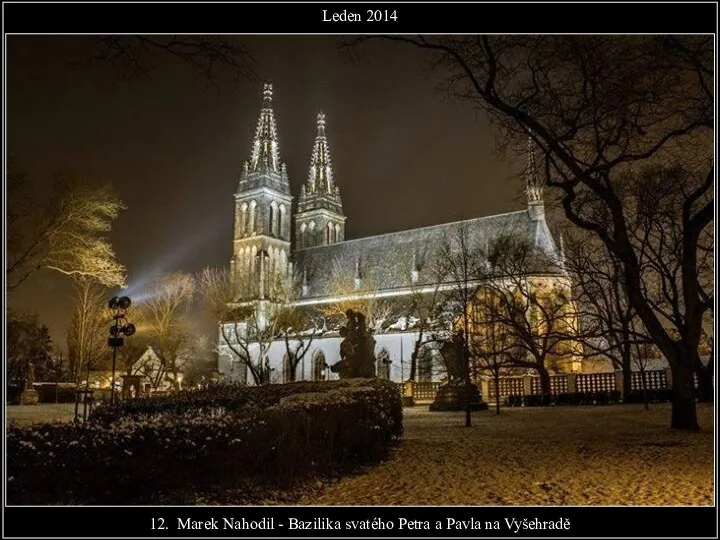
107,296,136,405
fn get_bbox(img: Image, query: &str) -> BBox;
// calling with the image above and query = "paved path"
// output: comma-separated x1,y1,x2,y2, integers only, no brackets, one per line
298,404,714,506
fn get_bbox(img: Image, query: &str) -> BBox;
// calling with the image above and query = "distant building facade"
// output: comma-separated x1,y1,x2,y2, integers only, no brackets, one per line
218,84,580,385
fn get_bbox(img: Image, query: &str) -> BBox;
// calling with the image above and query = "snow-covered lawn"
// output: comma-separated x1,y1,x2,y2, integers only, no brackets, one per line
6,403,77,426
299,404,714,506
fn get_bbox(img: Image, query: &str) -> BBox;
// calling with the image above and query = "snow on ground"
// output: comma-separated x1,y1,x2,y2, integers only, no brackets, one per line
298,404,715,506
6,403,77,426
7,402,714,506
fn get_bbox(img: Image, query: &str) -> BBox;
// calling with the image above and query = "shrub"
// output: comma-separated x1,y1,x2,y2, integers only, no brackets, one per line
7,378,402,504
625,389,672,403
32,383,77,404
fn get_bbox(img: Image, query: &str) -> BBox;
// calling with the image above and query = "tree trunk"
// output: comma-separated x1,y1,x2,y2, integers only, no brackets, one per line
670,358,699,430
621,353,633,403
494,372,501,415
641,368,649,411
409,350,418,382
536,365,551,396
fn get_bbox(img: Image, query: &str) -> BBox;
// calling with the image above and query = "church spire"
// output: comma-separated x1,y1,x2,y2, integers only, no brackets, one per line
526,136,545,220
307,112,334,194
295,111,346,248
249,83,280,173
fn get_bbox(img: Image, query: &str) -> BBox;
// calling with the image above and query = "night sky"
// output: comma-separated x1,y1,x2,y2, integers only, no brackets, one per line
7,36,527,345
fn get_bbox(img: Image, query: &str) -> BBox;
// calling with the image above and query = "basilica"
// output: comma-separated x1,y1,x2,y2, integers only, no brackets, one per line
217,84,578,385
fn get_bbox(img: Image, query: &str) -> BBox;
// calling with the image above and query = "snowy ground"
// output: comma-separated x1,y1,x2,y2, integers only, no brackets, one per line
298,404,715,506
6,403,77,425
7,402,714,506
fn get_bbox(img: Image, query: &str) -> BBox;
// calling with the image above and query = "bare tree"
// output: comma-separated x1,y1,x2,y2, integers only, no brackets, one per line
398,254,446,385
80,36,258,89
563,231,652,397
138,272,196,390
198,266,291,386
276,307,321,382
319,258,392,331
469,289,518,414
8,165,127,291
66,276,111,384
434,223,484,427
473,234,580,396
348,35,713,430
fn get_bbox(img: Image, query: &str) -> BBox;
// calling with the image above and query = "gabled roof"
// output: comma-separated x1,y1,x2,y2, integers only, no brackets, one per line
293,208,563,300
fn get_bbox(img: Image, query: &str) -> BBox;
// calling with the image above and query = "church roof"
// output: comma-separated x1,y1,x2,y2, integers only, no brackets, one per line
293,208,563,300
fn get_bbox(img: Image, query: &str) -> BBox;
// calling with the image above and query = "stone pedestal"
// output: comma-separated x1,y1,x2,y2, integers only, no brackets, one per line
20,389,39,405
401,381,416,407
429,382,488,411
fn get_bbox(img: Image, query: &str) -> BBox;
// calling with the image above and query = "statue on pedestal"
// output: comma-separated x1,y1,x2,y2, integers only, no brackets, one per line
331,309,377,379
430,330,488,412
20,359,39,405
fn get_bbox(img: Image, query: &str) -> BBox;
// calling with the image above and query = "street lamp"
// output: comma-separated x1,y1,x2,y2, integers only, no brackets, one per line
108,296,135,405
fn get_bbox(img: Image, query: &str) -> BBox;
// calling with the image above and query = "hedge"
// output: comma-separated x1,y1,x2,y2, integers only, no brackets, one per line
33,383,78,404
7,378,402,504
505,391,623,407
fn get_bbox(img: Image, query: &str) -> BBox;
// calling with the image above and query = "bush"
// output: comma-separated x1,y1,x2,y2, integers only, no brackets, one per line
32,383,78,404
625,388,672,403
7,378,403,504
6,384,22,405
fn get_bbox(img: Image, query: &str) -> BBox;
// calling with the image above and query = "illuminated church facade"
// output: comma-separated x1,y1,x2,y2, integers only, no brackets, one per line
218,84,580,385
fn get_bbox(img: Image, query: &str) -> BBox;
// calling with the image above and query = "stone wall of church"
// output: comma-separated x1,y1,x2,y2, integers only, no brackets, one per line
217,330,449,386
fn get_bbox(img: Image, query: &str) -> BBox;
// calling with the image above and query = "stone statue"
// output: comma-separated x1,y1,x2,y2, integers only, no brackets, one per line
439,330,468,385
430,329,488,411
25,360,36,390
20,359,39,405
331,309,377,378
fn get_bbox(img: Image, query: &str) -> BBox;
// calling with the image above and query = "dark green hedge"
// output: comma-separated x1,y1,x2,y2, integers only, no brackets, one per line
8,378,402,504
33,383,78,403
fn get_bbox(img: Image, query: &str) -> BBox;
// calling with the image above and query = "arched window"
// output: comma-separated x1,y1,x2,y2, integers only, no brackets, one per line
299,222,307,249
326,222,332,244
238,202,248,237
283,353,295,383
308,221,316,247
249,201,258,234
376,348,391,380
269,204,276,236
335,223,341,243
312,351,327,381
278,204,286,239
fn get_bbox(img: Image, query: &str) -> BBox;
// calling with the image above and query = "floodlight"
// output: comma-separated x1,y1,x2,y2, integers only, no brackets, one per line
108,297,120,309
122,323,136,337
117,296,131,310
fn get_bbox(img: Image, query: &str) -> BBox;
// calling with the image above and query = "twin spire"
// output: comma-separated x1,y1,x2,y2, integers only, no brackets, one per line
307,112,334,194
246,83,337,197
249,83,281,173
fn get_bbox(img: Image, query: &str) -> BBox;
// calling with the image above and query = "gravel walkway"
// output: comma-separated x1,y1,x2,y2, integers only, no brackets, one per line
298,403,714,506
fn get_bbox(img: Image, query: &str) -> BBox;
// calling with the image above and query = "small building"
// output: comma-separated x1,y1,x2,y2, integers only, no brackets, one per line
82,346,183,394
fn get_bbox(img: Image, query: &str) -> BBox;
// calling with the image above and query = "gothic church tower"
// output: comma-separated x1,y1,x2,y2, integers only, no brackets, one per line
295,112,346,249
232,84,292,301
